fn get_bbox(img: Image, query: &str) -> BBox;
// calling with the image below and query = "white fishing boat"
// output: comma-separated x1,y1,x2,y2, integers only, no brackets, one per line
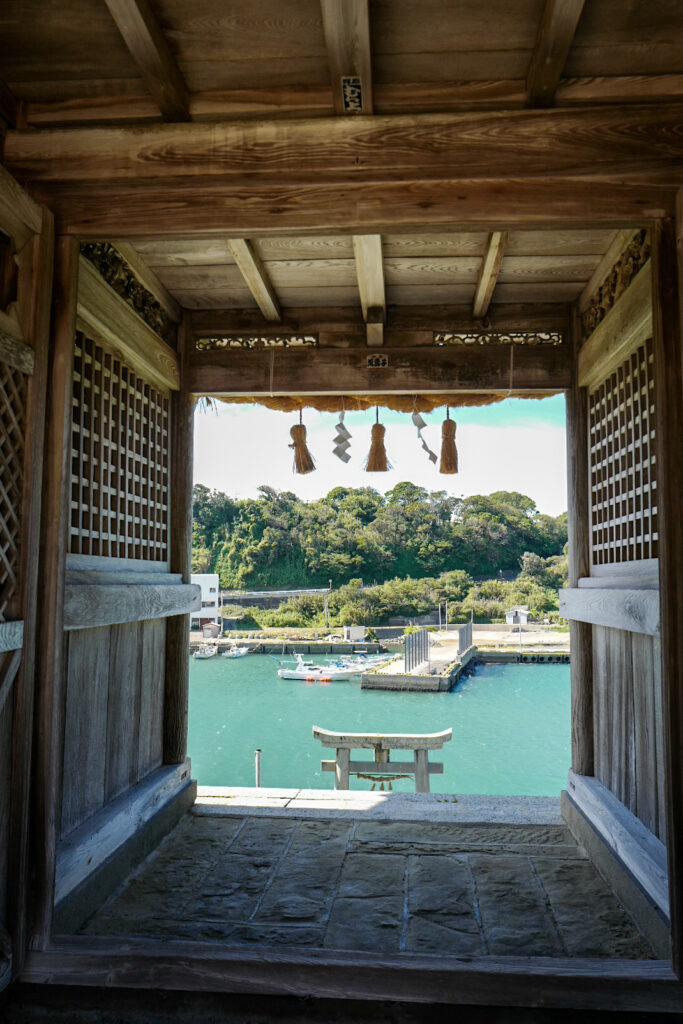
193,644,217,660
222,644,249,658
277,653,358,681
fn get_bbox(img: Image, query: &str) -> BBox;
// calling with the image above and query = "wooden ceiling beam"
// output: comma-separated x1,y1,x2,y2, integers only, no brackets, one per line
352,234,384,345
526,0,587,108
473,232,508,318
320,0,373,115
187,342,571,397
103,0,190,122
9,105,683,186
189,304,569,339
33,178,676,239
227,239,281,322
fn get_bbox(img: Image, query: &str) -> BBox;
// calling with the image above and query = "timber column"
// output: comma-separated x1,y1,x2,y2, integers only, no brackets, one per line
651,212,683,977
164,312,195,764
565,307,593,776
33,237,79,948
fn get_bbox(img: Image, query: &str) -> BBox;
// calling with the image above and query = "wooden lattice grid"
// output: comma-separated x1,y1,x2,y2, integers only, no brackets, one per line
0,359,27,621
70,332,169,561
589,337,657,566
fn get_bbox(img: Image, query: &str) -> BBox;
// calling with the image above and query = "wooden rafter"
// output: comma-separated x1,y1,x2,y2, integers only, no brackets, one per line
473,232,507,319
320,0,373,115
352,234,384,345
103,0,189,122
227,239,281,322
578,229,638,312
527,0,587,108
112,242,180,323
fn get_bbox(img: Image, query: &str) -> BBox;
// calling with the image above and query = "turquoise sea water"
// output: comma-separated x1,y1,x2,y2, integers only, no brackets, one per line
188,656,570,795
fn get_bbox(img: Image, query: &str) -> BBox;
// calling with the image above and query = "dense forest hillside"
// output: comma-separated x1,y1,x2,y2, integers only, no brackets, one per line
192,483,567,591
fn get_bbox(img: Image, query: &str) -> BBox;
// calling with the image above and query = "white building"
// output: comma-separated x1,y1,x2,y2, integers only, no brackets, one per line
343,625,367,642
506,606,530,625
190,573,220,629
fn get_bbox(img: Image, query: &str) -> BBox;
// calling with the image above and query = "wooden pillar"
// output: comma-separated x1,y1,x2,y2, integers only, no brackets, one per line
32,237,79,949
651,213,683,977
565,308,594,776
7,207,54,973
164,312,195,764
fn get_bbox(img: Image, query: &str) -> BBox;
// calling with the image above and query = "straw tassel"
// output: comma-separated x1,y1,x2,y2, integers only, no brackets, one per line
289,411,315,474
365,408,391,472
439,409,458,474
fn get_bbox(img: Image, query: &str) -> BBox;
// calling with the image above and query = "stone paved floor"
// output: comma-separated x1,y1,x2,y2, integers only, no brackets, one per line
80,811,654,959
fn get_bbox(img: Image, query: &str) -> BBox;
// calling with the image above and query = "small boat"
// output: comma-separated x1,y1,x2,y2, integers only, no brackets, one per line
222,644,249,658
277,653,358,682
193,644,217,660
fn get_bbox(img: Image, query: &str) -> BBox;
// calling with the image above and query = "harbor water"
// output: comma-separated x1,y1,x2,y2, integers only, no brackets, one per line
188,656,570,795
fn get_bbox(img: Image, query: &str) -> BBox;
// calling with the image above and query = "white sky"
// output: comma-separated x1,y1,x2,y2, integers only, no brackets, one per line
193,399,568,517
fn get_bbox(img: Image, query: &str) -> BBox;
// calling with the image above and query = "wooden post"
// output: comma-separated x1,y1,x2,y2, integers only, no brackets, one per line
164,312,195,764
565,307,594,776
32,237,79,949
335,748,350,790
414,748,430,793
651,213,683,977
8,206,54,974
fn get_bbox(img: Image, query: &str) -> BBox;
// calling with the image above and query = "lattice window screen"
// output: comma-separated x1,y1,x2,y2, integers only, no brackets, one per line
70,332,169,560
0,360,27,620
589,337,657,566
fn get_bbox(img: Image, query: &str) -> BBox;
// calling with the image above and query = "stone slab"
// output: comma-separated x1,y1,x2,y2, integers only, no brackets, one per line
337,853,406,898
532,856,654,959
469,854,565,957
405,855,482,955
324,896,404,952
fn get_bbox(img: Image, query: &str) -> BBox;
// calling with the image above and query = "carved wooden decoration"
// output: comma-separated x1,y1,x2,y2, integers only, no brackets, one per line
80,242,176,345
434,331,563,346
581,229,651,342
196,335,318,350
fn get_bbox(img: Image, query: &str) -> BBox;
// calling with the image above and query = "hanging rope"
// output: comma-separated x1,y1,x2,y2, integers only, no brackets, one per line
439,406,458,474
289,408,315,474
365,406,391,472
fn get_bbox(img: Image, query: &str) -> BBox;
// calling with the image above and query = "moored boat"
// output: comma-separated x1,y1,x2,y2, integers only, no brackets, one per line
222,645,249,658
193,644,218,659
277,653,358,681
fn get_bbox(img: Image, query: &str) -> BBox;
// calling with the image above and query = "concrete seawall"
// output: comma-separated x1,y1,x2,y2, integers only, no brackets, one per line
361,645,477,691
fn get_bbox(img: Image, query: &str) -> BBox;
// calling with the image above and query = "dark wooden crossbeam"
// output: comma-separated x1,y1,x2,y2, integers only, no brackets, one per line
7,106,683,186
31,178,676,238
189,304,569,342
187,343,571,397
